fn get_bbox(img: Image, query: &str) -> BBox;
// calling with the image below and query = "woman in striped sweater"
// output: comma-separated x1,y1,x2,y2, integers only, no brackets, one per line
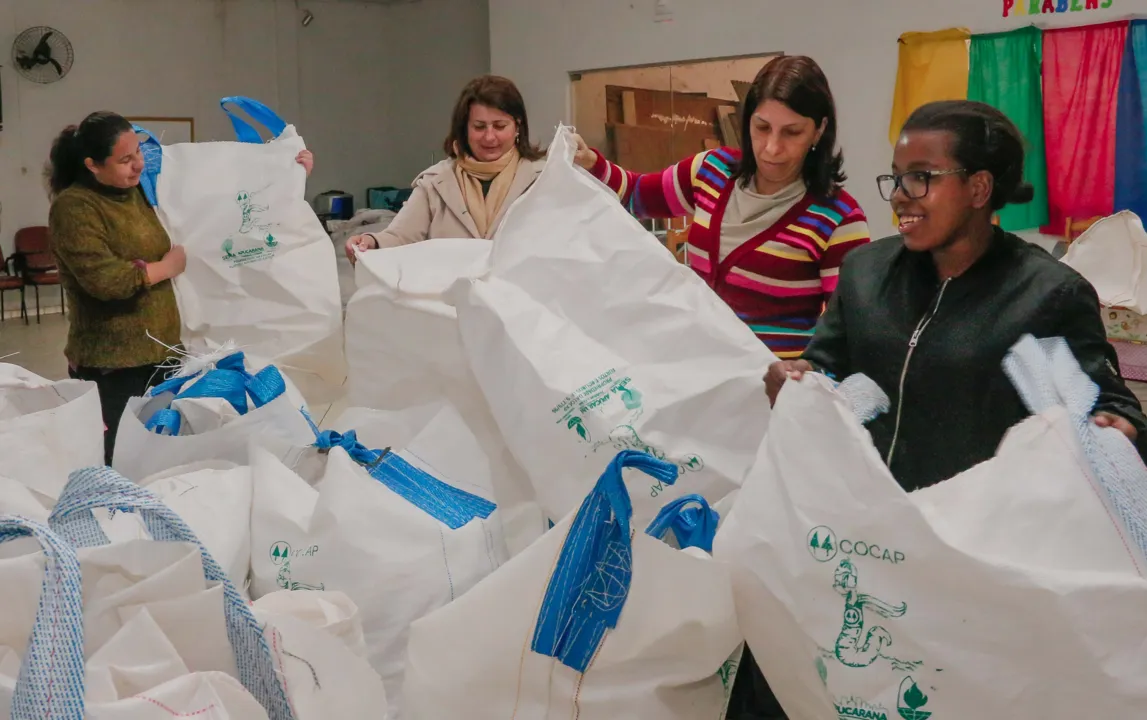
573,56,870,359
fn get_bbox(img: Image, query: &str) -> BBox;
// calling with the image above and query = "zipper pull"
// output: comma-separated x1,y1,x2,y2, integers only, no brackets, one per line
908,329,923,348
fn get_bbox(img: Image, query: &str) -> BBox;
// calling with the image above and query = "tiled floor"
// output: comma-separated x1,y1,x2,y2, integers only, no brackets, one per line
0,312,69,380
5,312,1147,411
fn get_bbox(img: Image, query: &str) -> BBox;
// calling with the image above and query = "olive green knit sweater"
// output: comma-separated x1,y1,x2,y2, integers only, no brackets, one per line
48,181,181,369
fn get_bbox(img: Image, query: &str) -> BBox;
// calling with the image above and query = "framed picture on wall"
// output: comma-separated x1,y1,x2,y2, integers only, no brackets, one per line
128,116,195,144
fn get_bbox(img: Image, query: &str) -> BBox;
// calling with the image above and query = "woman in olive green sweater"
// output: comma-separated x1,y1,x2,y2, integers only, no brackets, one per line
47,111,187,463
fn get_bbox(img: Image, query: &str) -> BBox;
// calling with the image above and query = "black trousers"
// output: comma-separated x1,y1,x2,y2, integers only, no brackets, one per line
69,364,158,465
726,645,788,720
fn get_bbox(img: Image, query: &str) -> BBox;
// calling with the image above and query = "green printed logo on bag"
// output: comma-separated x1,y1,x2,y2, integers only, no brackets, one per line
804,524,941,718
270,540,325,592
553,368,706,496
834,697,891,720
220,190,279,268
897,677,932,720
807,525,906,565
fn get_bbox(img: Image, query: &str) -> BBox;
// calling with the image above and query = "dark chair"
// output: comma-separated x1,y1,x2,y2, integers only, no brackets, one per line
14,226,64,324
0,248,28,324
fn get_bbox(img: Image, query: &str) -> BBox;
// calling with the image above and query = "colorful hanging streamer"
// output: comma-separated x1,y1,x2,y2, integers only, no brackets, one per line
1115,20,1147,222
888,20,1147,234
968,26,1050,231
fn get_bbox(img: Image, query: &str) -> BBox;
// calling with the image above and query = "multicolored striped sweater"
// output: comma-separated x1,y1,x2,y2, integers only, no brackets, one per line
590,147,870,358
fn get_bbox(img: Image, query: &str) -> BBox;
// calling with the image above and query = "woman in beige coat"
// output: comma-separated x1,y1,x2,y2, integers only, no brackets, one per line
345,75,546,261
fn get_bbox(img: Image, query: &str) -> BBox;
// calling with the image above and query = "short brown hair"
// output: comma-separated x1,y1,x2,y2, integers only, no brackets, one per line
733,56,846,199
443,75,544,161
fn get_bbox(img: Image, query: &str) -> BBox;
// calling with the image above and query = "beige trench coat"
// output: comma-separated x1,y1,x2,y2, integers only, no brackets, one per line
364,157,546,247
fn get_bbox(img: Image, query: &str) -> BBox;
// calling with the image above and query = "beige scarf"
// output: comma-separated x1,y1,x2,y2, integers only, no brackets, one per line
453,147,520,238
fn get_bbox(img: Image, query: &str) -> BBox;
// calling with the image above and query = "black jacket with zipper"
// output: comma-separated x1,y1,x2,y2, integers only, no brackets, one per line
802,228,1147,492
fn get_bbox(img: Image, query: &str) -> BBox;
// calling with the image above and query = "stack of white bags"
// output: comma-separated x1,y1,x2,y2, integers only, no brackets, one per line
3,107,1147,719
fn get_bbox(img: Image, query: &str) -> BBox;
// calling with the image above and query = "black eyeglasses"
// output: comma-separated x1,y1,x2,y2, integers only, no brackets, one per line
876,169,967,201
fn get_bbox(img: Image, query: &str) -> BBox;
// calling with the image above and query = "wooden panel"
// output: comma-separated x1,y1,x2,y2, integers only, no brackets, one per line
621,91,637,125
572,55,775,153
604,85,735,165
717,106,740,149
605,84,706,126
608,123,717,174
628,88,735,133
731,80,752,105
665,217,693,263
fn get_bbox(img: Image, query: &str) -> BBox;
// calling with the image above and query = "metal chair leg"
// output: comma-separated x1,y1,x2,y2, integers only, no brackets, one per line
20,287,28,325
34,285,40,324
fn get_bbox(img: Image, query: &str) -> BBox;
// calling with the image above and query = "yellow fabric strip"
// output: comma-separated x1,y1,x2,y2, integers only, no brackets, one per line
889,28,971,145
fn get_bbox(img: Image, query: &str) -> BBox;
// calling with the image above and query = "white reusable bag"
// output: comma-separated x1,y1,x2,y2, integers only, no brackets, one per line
86,672,271,719
345,239,544,554
345,238,490,412
7,467,385,720
46,468,297,719
137,97,345,405
453,125,773,528
1061,210,1147,312
112,351,315,481
0,364,103,503
250,590,367,659
0,498,288,718
249,591,388,718
249,425,507,719
100,461,253,589
403,451,743,720
0,516,271,720
713,336,1147,719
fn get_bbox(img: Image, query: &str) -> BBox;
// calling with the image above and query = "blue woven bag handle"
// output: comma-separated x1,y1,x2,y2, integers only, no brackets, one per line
644,494,720,553
530,450,679,672
315,429,497,529
144,352,287,436
220,96,288,143
48,467,296,720
131,124,163,207
1004,334,1147,564
0,515,84,720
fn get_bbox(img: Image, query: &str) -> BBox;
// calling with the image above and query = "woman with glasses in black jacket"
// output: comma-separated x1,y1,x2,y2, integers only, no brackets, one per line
764,99,1147,494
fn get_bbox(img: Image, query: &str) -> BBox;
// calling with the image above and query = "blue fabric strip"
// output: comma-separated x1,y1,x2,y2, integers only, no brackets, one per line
1115,20,1147,219
530,451,679,673
144,352,286,434
148,351,247,398
133,124,162,207
175,369,249,414
144,408,182,436
315,430,497,530
644,494,719,553
798,215,834,237
697,165,727,189
712,147,737,170
220,96,288,143
245,365,287,408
